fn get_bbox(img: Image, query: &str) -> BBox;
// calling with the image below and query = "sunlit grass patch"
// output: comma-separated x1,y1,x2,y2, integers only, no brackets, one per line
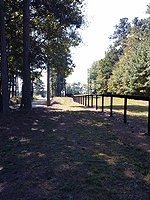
88,96,148,120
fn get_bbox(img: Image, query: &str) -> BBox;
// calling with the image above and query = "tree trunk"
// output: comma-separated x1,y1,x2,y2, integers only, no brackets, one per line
0,0,10,113
11,75,15,98
47,65,50,106
57,73,61,97
22,0,31,110
15,76,19,98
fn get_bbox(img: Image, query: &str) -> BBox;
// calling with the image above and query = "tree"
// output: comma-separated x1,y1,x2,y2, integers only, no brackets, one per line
0,0,86,109
22,0,31,110
0,0,9,113
107,16,150,96
88,46,120,94
66,82,84,95
88,61,99,94
66,83,73,94
34,78,45,97
108,30,139,94
127,34,150,95
47,65,51,105
109,18,131,51
48,0,84,98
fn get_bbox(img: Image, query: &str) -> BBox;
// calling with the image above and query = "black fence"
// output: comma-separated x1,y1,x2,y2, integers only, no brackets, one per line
73,94,150,136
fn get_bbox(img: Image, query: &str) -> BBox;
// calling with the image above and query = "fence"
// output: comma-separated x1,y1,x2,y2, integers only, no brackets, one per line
73,94,150,136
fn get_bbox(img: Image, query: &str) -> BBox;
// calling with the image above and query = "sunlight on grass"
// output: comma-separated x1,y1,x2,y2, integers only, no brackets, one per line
54,97,86,111
89,96,148,118
0,166,3,171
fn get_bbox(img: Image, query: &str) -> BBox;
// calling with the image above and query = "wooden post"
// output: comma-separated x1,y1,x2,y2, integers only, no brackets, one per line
88,95,89,107
102,95,104,112
148,100,150,135
124,97,127,123
85,96,87,106
110,96,113,116
96,95,98,110
91,95,93,107
47,65,50,106
83,96,84,105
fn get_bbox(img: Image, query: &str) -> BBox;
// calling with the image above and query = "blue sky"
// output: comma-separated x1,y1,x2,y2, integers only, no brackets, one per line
66,0,150,84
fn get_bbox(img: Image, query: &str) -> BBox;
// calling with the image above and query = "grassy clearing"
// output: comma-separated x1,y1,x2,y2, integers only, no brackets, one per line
0,97,150,200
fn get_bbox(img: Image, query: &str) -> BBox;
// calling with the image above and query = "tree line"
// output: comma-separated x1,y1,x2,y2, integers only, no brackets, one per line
88,4,150,96
66,82,87,95
0,0,85,113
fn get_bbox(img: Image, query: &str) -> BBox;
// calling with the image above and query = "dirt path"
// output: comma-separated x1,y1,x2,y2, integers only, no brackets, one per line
32,98,47,108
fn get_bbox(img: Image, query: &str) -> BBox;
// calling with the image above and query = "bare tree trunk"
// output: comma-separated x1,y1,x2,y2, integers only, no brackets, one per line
22,0,31,110
0,0,9,113
15,76,19,98
57,73,61,97
11,75,15,98
47,65,50,106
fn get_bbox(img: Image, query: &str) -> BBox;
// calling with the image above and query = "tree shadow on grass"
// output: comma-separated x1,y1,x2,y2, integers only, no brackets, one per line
50,101,62,106
0,108,150,199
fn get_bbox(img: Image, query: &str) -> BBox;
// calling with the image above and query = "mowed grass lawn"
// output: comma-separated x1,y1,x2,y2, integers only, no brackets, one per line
85,96,148,117
84,96,149,132
0,97,150,200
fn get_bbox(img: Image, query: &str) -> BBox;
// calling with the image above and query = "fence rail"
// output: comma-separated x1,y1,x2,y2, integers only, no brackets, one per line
73,94,150,136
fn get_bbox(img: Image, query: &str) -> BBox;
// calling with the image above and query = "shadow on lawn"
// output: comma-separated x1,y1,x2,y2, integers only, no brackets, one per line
50,101,62,106
0,108,150,200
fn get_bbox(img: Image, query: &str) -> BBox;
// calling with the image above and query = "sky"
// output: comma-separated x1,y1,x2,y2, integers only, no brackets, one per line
66,0,150,85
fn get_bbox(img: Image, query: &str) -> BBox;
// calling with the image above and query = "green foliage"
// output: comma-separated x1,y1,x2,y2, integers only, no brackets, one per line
109,18,150,95
88,61,99,94
48,69,66,97
88,46,120,94
108,30,139,94
0,0,86,107
109,17,131,49
33,78,46,97
66,82,86,94
88,4,150,96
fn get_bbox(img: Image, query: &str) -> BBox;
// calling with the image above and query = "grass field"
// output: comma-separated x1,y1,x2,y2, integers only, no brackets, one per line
84,96,148,118
0,97,150,200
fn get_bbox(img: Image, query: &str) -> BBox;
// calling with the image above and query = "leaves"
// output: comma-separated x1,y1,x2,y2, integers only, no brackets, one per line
88,4,150,96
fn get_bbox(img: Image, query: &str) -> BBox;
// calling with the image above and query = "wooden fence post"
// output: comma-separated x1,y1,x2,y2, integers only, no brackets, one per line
124,97,127,123
148,100,150,135
91,95,93,107
83,96,84,105
96,95,98,110
88,95,89,107
85,96,87,106
102,95,104,112
110,96,113,116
